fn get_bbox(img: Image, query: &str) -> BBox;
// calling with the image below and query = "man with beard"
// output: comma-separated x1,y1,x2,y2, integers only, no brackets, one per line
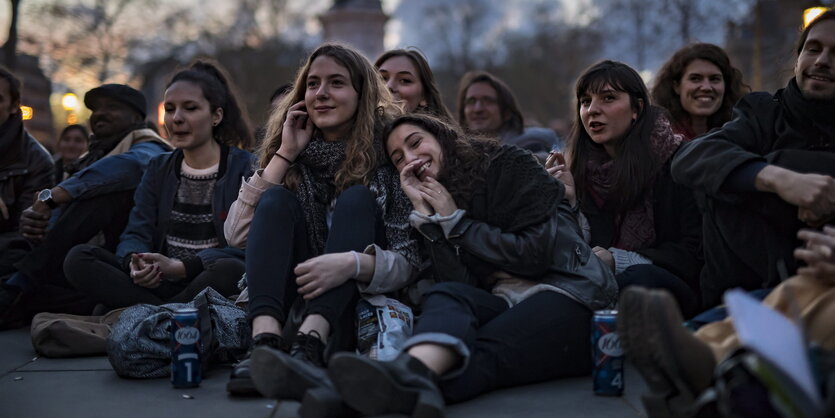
670,10,835,309
617,11,835,416
0,67,54,279
0,84,170,327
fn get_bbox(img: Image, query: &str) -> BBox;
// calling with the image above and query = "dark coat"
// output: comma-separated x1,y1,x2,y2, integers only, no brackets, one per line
582,162,703,286
0,123,54,234
671,79,835,307
116,145,255,277
416,145,617,311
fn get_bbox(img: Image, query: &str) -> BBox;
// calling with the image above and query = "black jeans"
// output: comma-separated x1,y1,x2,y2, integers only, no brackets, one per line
408,282,592,404
64,244,245,310
245,185,384,351
14,190,134,289
616,264,698,318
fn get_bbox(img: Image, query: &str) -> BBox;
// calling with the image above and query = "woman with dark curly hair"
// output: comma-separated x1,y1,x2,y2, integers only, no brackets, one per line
652,43,749,141
323,113,616,417
375,48,454,120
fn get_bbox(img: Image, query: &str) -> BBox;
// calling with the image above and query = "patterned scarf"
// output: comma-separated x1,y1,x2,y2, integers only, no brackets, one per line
586,116,682,251
293,136,421,268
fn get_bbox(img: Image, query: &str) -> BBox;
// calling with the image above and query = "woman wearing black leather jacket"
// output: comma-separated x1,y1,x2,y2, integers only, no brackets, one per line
324,113,616,417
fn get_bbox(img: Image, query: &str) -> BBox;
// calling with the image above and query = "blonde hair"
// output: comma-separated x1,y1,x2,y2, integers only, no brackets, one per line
258,44,400,192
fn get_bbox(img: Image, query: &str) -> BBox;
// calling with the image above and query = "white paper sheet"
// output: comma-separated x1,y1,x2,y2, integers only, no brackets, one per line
724,289,823,407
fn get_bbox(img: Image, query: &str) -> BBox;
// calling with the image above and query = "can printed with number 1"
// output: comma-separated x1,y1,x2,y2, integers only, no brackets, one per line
592,309,623,396
171,308,202,388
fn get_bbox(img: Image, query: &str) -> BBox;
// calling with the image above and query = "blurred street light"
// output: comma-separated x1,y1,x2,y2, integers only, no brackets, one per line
804,7,829,28
20,105,33,120
62,93,79,111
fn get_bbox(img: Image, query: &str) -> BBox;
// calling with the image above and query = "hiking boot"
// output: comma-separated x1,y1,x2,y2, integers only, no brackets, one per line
618,287,716,418
250,330,333,400
227,332,285,396
329,352,445,418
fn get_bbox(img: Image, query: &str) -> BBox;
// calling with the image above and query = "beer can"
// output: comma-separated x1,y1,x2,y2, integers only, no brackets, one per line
171,308,202,388
592,309,623,396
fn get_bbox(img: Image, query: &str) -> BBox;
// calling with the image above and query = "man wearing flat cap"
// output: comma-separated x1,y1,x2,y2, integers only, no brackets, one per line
0,84,171,326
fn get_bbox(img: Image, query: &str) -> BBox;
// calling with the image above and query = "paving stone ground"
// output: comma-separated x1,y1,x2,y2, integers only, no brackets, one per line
0,328,648,417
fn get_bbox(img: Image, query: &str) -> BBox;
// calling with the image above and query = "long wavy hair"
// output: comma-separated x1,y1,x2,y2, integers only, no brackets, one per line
167,60,254,150
375,48,454,121
567,60,661,215
382,113,499,210
652,43,748,134
455,71,524,136
259,44,400,192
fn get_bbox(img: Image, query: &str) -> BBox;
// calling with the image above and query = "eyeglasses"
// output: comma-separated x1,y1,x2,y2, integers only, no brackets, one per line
464,96,498,107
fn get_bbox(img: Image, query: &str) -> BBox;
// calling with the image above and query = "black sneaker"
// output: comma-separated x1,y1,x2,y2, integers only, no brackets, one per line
250,331,331,400
227,332,285,396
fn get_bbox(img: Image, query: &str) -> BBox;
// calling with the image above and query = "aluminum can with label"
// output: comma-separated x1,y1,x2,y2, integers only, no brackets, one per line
592,309,623,396
171,308,201,388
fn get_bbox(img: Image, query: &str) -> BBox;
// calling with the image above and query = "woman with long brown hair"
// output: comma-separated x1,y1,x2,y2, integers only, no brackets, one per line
223,44,421,405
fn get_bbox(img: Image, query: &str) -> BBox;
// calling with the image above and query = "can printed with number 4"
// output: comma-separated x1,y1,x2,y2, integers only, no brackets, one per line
171,308,202,388
592,309,623,396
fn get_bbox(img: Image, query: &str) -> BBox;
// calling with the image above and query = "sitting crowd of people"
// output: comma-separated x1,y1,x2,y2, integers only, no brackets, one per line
0,8,834,418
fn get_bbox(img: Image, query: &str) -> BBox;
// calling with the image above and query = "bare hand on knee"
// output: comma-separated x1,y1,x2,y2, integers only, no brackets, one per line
295,253,354,300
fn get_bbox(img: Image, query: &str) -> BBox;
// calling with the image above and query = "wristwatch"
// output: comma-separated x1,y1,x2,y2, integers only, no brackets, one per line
37,188,58,209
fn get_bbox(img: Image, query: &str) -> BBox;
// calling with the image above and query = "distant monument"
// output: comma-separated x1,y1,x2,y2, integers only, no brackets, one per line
320,0,388,60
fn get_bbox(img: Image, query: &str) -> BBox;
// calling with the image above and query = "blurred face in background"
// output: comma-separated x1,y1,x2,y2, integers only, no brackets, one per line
0,79,18,125
378,55,426,112
463,82,504,134
57,127,89,161
675,59,725,120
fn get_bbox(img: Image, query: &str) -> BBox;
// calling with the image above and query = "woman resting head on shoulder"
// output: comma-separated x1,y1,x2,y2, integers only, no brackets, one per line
566,60,702,317
652,43,748,140
375,48,454,120
317,113,616,417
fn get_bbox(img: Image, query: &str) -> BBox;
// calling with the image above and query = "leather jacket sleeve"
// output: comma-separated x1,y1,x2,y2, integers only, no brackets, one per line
446,211,558,278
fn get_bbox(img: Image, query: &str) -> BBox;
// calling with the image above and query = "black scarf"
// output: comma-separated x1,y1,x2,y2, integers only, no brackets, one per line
779,78,835,150
293,136,421,268
64,122,145,176
0,113,25,169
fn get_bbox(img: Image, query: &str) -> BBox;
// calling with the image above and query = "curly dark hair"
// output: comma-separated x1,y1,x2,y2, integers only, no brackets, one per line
652,43,748,135
382,113,499,210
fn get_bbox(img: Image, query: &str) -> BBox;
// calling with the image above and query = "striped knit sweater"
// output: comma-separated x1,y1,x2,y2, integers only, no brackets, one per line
165,160,219,260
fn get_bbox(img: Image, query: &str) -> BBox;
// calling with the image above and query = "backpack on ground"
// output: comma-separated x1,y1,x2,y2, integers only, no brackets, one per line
106,287,250,379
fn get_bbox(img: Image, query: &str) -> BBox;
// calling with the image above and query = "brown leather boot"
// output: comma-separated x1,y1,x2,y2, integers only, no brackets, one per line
619,287,716,418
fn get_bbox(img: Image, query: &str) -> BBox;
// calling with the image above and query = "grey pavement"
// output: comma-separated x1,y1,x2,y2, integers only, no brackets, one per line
0,328,648,417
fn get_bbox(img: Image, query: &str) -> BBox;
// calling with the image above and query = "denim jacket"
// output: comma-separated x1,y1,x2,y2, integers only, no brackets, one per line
117,145,255,277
